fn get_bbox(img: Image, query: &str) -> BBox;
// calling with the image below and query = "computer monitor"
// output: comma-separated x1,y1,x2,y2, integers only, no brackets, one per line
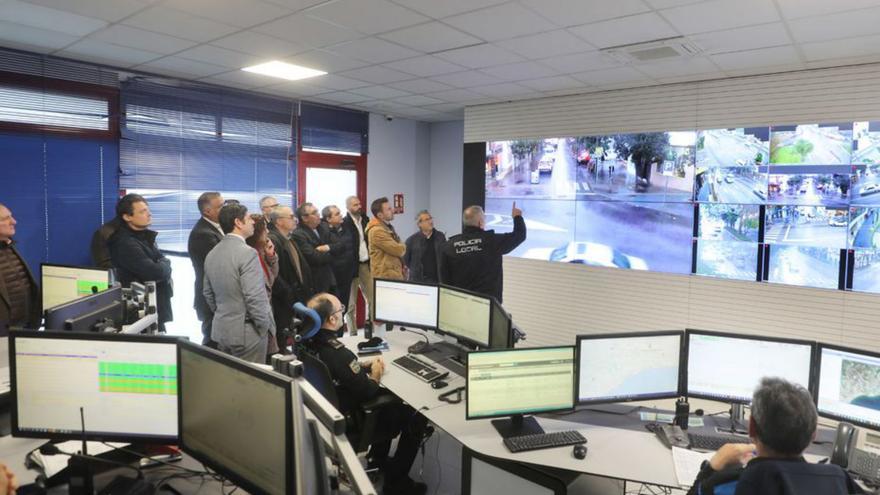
684,329,815,404
10,330,180,443
41,263,111,310
489,299,513,349
462,447,565,495
467,346,575,438
178,341,294,495
576,331,683,405
438,286,492,348
816,344,880,431
44,286,123,332
372,278,439,329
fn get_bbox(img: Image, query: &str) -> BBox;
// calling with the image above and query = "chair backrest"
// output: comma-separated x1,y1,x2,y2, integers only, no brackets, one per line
735,459,855,495
298,351,342,410
293,302,322,342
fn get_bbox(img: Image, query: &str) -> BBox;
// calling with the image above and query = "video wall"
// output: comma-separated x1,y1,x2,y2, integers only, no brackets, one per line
484,122,880,293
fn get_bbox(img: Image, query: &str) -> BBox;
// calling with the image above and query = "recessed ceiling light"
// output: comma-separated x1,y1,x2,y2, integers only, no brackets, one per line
241,61,327,81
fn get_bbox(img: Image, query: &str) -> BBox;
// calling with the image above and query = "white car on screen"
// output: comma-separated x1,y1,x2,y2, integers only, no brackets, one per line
861,184,880,196
541,242,648,270
538,157,554,173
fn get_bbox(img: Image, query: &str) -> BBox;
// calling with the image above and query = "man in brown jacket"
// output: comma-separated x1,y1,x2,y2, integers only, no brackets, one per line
0,203,40,333
365,197,406,281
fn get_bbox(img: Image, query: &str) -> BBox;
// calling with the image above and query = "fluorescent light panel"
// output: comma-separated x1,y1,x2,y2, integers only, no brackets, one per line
242,61,326,81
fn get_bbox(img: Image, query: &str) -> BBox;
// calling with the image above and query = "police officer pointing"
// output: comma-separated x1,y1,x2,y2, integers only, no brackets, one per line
440,202,526,303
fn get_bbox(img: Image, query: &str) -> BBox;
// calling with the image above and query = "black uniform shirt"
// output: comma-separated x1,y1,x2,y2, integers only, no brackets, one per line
310,330,380,412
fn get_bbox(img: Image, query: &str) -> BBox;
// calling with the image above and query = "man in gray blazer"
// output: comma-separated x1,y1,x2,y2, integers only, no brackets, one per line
203,202,275,363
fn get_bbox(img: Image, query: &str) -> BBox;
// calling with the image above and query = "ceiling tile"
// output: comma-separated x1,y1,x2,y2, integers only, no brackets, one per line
689,23,792,55
801,34,880,62
635,56,720,78
261,80,329,97
317,91,374,104
710,45,801,71
776,0,880,20
384,55,466,77
283,49,369,73
201,69,282,89
261,0,328,10
88,25,197,55
569,12,678,48
175,45,263,69
0,0,106,36
470,82,535,98
392,94,446,106
516,75,586,92
0,21,80,53
379,21,482,53
424,102,465,113
210,31,308,58
643,0,704,7
136,56,230,78
330,37,422,63
519,0,651,28
572,66,651,85
161,0,292,28
444,3,556,42
122,6,240,42
305,0,429,35
788,6,880,43
435,44,524,69
497,30,595,60
388,0,507,20
313,74,372,91
425,88,487,103
539,51,622,74
338,65,416,84
256,14,361,48
661,0,779,35
387,78,453,93
350,85,412,99
430,70,499,88
22,0,150,22
479,61,559,81
59,39,163,67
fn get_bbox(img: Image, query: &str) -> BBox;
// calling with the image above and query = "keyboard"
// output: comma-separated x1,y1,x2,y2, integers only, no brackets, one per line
503,430,587,453
688,432,751,451
392,354,445,382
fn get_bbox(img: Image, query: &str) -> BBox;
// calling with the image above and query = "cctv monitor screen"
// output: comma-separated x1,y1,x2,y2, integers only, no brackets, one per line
685,330,814,403
816,344,880,430
373,279,439,329
467,346,575,420
577,331,682,404
41,263,111,310
10,331,180,443
438,286,491,348
178,341,293,495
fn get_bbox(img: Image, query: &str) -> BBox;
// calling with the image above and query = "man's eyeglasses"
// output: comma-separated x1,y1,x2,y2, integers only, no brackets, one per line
265,203,279,209
333,305,346,316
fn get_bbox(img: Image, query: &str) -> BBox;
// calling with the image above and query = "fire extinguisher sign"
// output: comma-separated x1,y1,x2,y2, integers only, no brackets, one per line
393,193,404,214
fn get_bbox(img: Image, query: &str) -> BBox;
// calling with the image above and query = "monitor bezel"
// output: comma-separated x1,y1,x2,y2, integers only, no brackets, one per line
9,329,183,444
575,330,684,405
683,328,817,404
488,297,512,350
465,345,576,421
815,342,880,432
177,341,294,495
371,277,439,330
438,284,493,349
40,262,112,310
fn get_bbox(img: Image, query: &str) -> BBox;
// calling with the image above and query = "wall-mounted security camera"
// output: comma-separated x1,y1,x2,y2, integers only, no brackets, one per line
385,114,393,121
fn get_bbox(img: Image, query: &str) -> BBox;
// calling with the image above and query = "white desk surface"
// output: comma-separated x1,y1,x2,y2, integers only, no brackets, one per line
339,329,681,488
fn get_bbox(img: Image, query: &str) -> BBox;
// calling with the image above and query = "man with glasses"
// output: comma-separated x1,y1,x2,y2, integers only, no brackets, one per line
403,210,446,283
0,203,40,333
259,196,279,218
292,202,338,294
268,205,313,351
306,292,429,495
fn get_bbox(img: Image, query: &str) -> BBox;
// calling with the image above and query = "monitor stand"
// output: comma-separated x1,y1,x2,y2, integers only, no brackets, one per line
491,414,545,439
715,403,748,435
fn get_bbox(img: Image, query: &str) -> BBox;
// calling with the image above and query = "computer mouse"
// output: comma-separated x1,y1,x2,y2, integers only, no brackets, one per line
431,380,448,389
573,444,587,460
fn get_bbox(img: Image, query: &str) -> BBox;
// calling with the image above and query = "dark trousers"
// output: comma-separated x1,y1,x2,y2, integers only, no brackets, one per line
200,316,217,348
368,403,428,484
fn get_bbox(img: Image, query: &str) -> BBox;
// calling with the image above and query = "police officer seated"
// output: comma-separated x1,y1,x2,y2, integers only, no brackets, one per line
688,377,864,495
305,292,430,495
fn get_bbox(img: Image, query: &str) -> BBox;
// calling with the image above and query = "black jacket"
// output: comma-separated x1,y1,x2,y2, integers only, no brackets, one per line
308,329,379,413
187,217,224,321
342,212,369,277
325,222,354,292
404,229,446,283
688,456,863,495
268,228,313,334
439,215,526,303
90,218,121,269
292,223,339,293
108,225,173,325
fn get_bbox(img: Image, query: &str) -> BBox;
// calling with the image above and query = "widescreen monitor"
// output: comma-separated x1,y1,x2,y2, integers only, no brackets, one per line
577,331,683,405
685,329,815,403
10,330,180,443
372,278,438,329
178,341,293,495
44,286,123,332
438,286,491,348
41,263,111,310
816,344,880,431
467,346,575,438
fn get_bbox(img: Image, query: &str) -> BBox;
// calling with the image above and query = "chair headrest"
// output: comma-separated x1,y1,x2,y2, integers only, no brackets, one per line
293,302,322,342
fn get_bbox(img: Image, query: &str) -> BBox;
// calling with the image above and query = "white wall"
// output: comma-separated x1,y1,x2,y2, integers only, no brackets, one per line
367,114,465,241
